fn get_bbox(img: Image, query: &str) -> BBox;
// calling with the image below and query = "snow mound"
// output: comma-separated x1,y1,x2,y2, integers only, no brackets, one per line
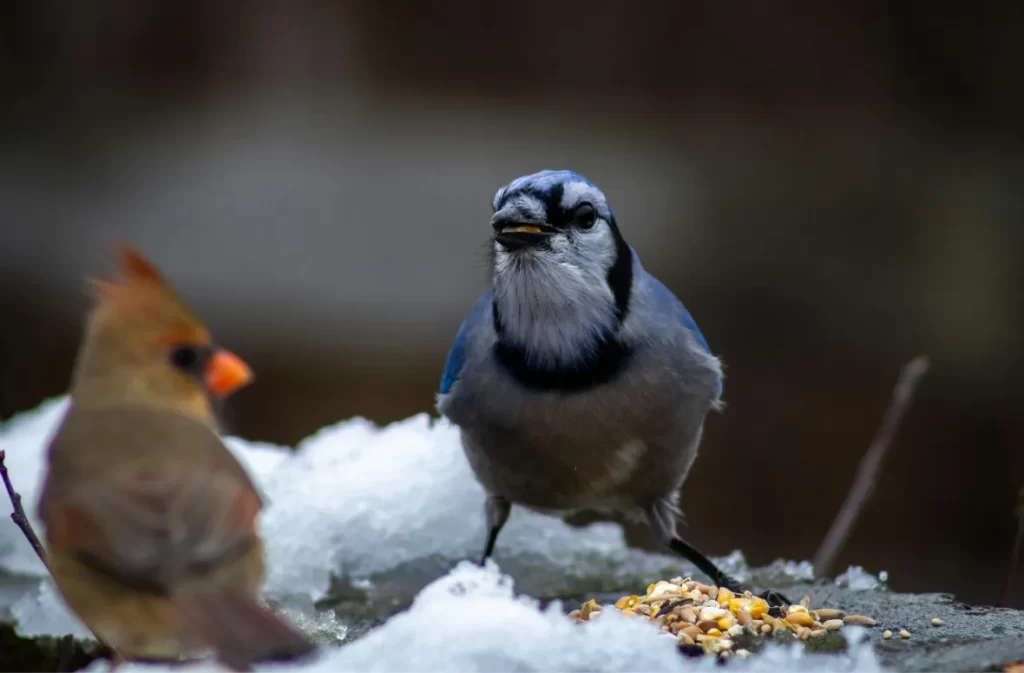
1,397,683,629
258,412,683,602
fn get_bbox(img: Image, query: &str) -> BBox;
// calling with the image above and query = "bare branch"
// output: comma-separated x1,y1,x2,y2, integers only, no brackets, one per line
0,449,48,569
813,356,931,579
998,486,1024,607
0,449,115,655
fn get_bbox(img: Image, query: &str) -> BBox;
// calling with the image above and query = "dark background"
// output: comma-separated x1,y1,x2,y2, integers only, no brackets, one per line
1,1,1021,606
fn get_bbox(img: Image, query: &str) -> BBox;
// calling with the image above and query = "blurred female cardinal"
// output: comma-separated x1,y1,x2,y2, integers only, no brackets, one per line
35,245,314,670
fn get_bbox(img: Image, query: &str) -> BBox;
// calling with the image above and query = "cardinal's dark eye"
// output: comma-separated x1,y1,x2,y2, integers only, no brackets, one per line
169,345,208,375
573,203,597,229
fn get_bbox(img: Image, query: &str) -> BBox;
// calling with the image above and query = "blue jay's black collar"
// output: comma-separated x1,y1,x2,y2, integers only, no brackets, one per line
491,324,634,392
491,227,635,393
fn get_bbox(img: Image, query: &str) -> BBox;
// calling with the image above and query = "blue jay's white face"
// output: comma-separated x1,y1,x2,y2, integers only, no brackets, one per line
489,170,628,368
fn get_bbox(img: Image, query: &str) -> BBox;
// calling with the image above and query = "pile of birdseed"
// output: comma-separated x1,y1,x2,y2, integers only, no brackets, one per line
570,577,878,659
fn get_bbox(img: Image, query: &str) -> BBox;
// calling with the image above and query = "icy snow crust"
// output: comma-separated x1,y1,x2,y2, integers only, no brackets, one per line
0,397,890,672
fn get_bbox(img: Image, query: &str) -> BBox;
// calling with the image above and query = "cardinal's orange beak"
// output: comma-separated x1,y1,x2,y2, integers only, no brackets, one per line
205,348,254,398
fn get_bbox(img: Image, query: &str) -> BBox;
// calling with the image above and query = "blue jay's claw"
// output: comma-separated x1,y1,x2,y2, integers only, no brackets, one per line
757,589,792,608
718,574,791,608
665,538,790,607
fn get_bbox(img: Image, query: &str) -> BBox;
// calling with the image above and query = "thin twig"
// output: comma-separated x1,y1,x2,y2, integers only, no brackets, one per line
998,486,1024,607
813,356,931,578
0,449,114,654
0,449,48,568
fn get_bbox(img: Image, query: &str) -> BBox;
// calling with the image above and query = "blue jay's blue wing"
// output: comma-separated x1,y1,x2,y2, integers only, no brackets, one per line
646,274,722,397
440,290,493,395
647,275,712,354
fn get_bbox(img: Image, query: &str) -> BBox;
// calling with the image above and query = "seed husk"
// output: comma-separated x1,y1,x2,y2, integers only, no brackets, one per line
682,625,703,641
787,611,815,627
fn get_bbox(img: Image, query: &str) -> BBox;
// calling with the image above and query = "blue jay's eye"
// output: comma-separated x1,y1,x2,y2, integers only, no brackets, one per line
573,203,597,229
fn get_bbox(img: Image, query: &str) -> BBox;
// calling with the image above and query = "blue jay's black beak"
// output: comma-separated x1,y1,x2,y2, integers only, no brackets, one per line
492,220,557,250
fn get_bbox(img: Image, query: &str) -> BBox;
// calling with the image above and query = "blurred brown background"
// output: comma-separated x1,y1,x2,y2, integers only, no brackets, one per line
1,1,1021,605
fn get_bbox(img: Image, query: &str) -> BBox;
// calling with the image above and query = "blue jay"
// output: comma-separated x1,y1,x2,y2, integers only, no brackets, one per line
437,170,787,603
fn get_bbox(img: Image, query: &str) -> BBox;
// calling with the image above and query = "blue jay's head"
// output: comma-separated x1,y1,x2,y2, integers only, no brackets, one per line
487,170,634,368
490,170,629,282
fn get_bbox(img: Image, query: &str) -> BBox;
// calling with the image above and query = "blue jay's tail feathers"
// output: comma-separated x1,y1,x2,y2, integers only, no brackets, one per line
711,358,727,413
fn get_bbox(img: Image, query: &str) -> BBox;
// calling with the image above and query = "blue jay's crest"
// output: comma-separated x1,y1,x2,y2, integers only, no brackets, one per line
492,170,616,226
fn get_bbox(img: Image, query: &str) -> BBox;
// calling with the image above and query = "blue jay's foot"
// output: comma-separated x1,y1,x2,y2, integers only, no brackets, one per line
648,500,791,608
757,589,792,608
715,574,791,608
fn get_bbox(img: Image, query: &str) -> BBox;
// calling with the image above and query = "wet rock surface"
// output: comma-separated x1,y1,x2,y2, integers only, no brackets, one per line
4,580,1022,672
579,582,1024,672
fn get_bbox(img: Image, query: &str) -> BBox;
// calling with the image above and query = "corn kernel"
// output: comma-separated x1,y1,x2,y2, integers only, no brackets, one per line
717,617,734,630
750,597,769,619
707,628,723,637
615,595,639,610
716,587,735,604
727,598,751,613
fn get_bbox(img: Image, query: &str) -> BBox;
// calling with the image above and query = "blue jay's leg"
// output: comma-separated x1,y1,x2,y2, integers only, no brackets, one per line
647,498,791,607
479,494,511,565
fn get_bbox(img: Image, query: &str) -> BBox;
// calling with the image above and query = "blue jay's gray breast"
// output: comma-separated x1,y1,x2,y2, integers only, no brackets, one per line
440,335,717,514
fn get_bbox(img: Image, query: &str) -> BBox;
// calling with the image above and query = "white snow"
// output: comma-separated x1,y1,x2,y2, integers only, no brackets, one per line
835,566,887,591
0,397,891,672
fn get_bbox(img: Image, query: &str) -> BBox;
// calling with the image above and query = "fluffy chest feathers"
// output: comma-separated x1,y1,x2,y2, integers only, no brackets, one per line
491,237,620,369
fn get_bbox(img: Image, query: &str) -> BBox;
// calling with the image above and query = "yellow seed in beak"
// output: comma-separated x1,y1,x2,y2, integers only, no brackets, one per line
502,225,542,234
